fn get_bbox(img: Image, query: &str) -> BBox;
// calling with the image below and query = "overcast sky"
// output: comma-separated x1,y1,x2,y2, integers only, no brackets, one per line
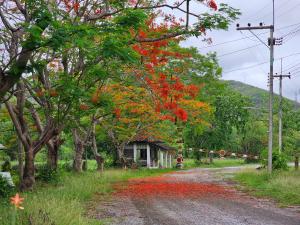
177,0,300,101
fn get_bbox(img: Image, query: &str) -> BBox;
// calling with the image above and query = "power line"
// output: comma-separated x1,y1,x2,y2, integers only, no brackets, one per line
247,0,289,23
223,61,269,74
281,57,300,72
282,24,300,38
218,43,262,58
287,66,300,74
242,2,271,21
284,29,300,44
283,61,300,72
239,31,268,73
223,52,300,74
199,22,300,50
276,2,300,19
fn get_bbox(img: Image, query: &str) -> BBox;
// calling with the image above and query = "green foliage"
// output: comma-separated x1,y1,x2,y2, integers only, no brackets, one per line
1,159,11,172
261,149,288,170
101,37,138,62
195,4,240,34
241,121,268,156
114,9,148,29
0,176,14,199
36,165,61,184
185,79,250,152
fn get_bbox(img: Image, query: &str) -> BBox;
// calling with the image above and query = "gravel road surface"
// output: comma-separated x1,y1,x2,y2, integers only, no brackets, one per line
92,167,300,225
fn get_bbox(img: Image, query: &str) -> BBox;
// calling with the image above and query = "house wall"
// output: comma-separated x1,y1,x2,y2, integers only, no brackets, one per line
125,142,175,169
133,143,137,162
159,150,164,167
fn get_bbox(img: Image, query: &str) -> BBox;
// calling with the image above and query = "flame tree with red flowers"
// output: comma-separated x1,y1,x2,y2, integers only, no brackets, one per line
0,0,239,190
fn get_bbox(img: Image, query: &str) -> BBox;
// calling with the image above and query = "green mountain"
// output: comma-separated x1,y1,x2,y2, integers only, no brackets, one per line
225,80,300,109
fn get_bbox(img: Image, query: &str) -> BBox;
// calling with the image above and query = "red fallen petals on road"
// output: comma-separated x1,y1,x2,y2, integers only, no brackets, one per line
114,176,232,199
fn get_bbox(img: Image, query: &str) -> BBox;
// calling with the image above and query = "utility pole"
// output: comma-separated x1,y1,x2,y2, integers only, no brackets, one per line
236,0,279,174
274,59,291,153
236,22,277,173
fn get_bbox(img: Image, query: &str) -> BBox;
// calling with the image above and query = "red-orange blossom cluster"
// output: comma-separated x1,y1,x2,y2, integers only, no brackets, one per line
130,21,202,122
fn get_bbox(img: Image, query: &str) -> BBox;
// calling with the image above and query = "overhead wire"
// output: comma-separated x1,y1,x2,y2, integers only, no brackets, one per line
199,22,300,50
239,31,268,74
218,43,262,58
242,2,271,21
283,61,300,73
250,0,289,23
283,27,300,43
223,52,300,74
276,2,300,19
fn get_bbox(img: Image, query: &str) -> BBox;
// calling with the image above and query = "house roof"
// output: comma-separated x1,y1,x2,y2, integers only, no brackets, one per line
154,142,177,151
129,134,176,152
130,134,163,143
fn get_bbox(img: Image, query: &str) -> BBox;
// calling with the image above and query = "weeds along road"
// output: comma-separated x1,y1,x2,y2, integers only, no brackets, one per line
92,167,300,225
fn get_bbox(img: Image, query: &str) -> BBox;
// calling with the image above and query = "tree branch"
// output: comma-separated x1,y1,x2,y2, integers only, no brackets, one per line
13,0,26,17
133,31,186,43
0,8,17,32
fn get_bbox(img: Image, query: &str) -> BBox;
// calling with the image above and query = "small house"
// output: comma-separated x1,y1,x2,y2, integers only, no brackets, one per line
124,136,176,168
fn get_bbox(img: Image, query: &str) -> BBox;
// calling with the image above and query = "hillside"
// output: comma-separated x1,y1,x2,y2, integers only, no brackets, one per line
225,80,300,109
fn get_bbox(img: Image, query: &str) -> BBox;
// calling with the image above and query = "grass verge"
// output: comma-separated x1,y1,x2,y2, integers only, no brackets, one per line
234,169,300,206
184,158,246,169
0,168,173,225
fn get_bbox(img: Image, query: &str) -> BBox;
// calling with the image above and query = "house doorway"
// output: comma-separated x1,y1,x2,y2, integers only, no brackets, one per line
140,149,147,160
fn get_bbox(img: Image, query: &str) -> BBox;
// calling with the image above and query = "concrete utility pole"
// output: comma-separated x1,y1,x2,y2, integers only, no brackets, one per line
237,23,275,173
274,60,291,153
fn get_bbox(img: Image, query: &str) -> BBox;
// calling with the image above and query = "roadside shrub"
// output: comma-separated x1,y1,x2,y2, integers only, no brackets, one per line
261,149,288,170
60,161,73,172
1,159,11,172
272,152,288,170
36,165,61,184
0,176,14,199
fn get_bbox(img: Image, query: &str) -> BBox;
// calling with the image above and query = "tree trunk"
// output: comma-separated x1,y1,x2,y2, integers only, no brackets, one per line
47,143,58,170
47,136,62,170
91,121,104,172
20,147,35,191
72,129,85,172
95,155,104,172
5,83,58,191
17,139,24,186
117,146,127,169
48,149,58,170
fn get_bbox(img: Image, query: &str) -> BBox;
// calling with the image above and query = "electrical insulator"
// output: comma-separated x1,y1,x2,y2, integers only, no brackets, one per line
268,38,276,46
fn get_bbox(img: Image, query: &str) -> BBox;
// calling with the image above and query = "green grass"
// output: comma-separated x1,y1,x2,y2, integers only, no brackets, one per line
0,168,173,225
183,158,246,169
1,160,109,170
234,169,300,206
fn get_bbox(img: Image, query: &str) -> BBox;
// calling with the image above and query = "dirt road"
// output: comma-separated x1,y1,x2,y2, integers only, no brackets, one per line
92,167,300,225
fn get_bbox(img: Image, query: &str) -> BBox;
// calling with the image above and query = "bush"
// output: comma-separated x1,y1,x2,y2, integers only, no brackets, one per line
0,176,14,199
36,165,61,184
1,159,11,172
60,161,73,172
272,152,288,170
261,149,288,170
